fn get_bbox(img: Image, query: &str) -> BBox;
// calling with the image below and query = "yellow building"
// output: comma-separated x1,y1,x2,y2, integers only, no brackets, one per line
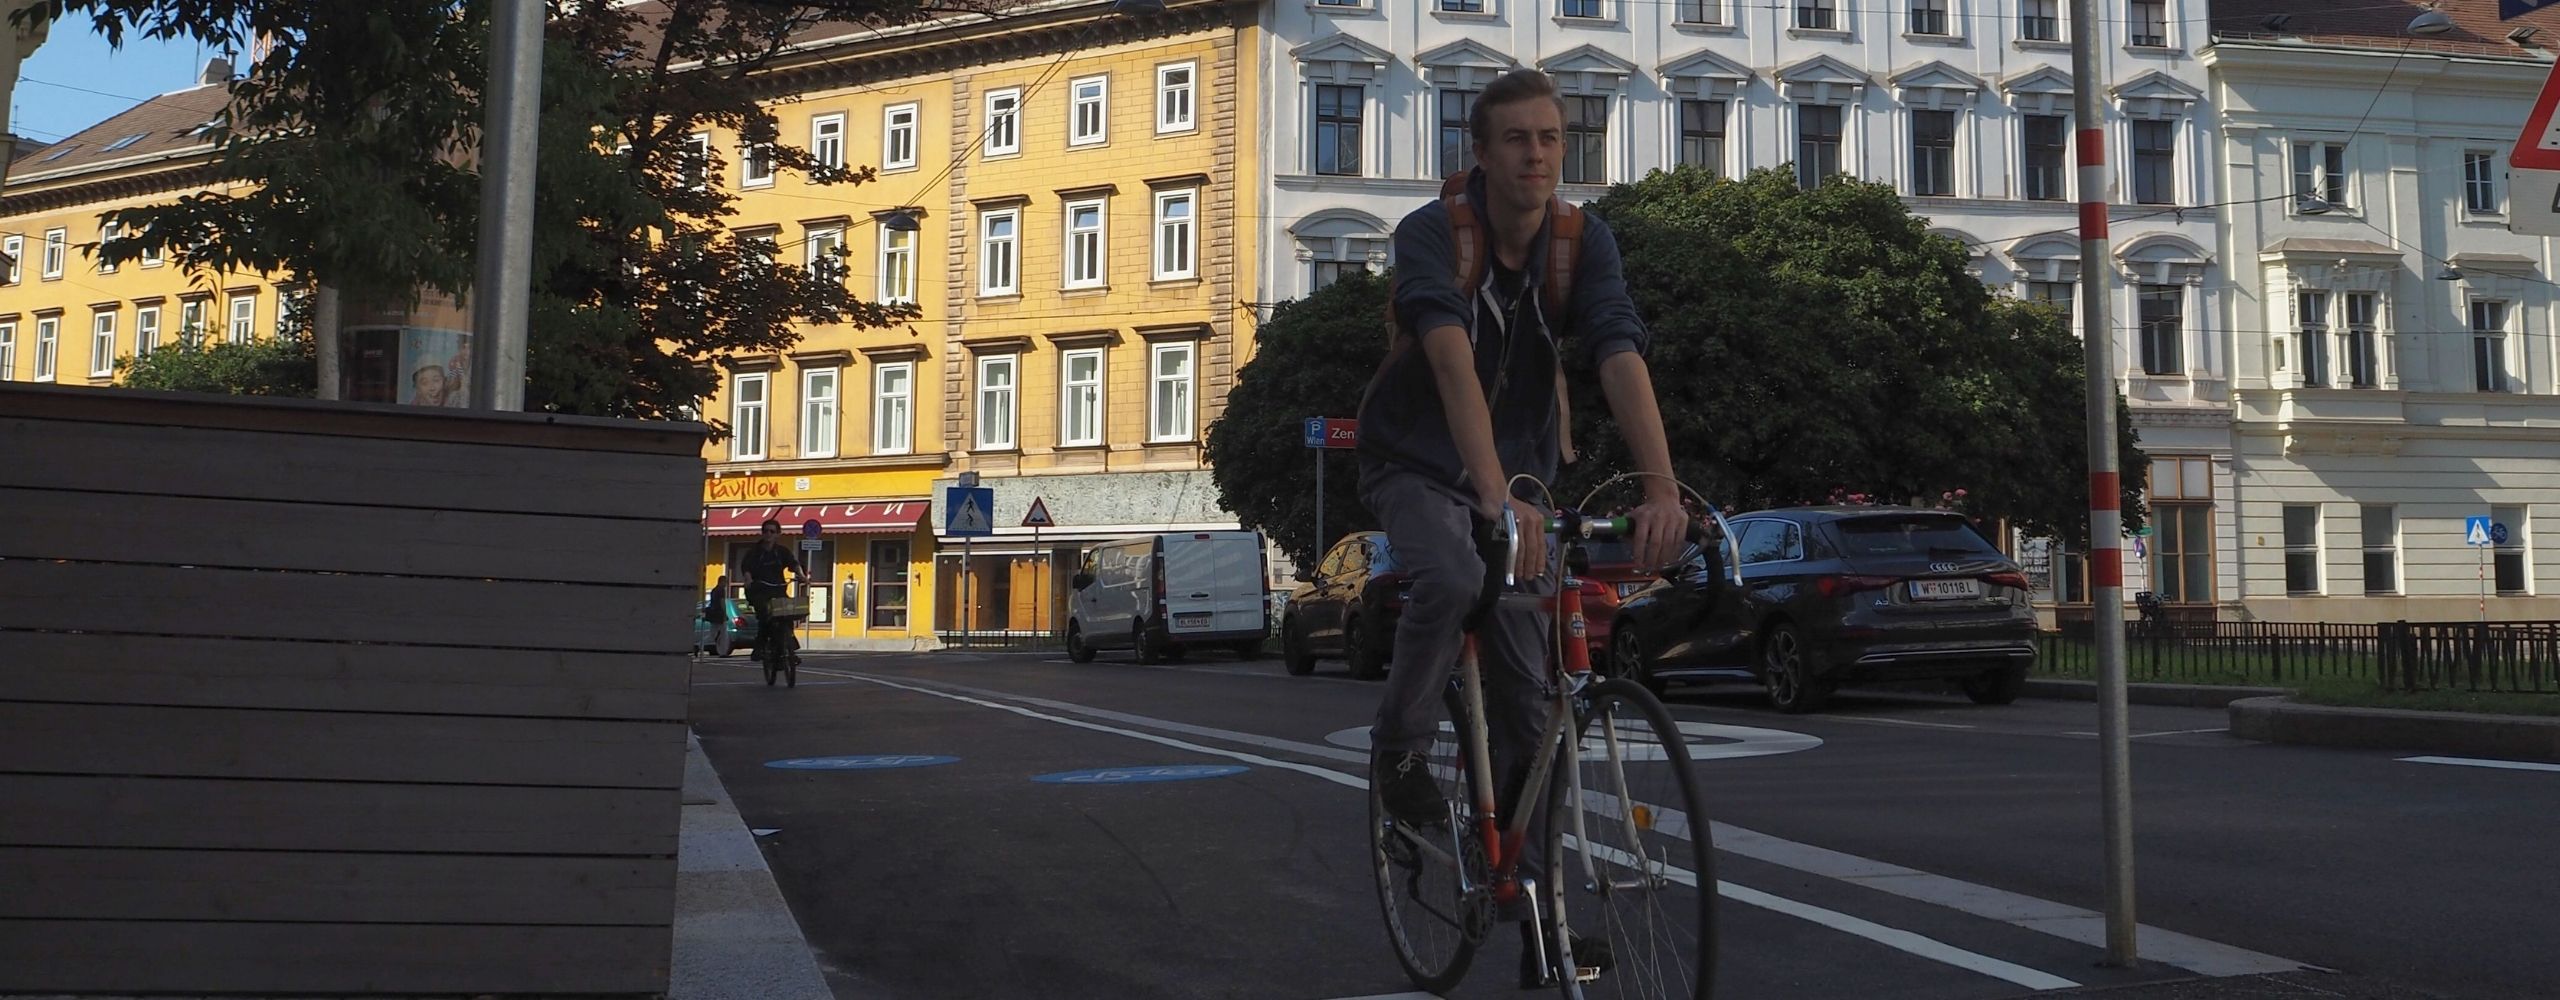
0,63,298,387
701,0,1262,648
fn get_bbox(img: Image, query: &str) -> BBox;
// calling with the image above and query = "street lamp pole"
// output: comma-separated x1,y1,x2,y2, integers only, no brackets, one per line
2070,0,2138,967
470,0,543,410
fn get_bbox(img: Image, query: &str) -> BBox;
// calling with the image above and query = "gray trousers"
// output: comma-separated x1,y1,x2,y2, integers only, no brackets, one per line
1365,471,1558,896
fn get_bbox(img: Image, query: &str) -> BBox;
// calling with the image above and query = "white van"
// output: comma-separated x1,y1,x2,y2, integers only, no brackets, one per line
1067,530,1270,663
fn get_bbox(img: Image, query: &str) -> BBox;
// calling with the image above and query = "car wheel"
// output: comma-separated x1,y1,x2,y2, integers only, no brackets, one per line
1962,664,2029,705
1608,626,1664,696
1344,615,1386,680
1135,620,1165,665
1066,622,1097,663
1762,623,1831,714
1282,615,1317,676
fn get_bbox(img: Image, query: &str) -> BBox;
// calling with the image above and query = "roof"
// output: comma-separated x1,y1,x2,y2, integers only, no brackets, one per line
2210,0,2560,59
4,82,229,186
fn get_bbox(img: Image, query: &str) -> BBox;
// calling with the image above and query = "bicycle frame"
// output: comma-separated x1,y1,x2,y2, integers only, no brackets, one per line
1423,503,1742,938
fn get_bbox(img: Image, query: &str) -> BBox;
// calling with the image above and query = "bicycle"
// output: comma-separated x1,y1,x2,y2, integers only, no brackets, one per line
755,587,805,688
1371,478,1737,1000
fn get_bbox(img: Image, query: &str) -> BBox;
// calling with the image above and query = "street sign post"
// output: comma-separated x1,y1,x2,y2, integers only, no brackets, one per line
1023,498,1055,641
947,486,995,643
2506,58,2560,235
1304,418,1357,568
2468,515,2499,620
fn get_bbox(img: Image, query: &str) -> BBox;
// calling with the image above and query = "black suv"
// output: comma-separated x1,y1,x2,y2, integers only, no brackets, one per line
1607,506,2037,713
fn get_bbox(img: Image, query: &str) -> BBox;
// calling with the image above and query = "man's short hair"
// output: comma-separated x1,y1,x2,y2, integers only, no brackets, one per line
760,518,782,533
1470,69,1567,147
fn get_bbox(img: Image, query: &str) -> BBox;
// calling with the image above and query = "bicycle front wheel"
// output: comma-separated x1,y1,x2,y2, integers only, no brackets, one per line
1557,678,1717,1000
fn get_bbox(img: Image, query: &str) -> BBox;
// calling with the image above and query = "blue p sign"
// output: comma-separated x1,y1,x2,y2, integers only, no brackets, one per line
1304,417,1326,449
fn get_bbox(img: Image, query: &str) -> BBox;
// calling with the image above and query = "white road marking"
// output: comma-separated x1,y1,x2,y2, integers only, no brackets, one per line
1819,716,1979,730
2399,755,2560,773
829,668,2314,979
811,668,2093,988
1315,993,1440,1000
2057,728,2231,739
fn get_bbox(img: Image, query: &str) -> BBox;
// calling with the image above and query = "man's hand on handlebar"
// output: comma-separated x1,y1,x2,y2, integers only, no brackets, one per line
1625,493,1687,573
1481,491,1548,583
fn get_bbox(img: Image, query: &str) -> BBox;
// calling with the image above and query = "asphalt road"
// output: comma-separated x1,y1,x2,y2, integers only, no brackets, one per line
687,649,2559,1000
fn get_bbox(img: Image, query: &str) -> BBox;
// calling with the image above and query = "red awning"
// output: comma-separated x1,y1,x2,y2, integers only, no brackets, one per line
703,500,928,536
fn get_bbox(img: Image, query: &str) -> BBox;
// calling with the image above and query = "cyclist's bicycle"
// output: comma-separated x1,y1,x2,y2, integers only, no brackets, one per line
754,587,805,688
1372,486,1736,1000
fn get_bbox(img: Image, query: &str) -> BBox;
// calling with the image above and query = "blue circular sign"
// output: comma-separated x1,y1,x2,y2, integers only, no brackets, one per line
765,754,958,770
1032,764,1249,784
2492,523,2511,545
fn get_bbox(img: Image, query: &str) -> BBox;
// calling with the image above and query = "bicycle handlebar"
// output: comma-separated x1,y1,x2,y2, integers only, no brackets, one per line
1496,505,1745,589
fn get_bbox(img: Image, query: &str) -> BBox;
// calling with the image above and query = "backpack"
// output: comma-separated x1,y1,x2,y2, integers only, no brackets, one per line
1378,170,1588,463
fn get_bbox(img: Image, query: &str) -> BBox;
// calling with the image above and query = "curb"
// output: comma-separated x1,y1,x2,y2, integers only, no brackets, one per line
670,732,843,1000
2025,678,2293,709
2227,696,2560,762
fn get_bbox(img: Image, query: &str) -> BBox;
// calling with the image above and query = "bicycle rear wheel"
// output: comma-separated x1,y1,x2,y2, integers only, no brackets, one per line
1556,678,1717,1000
1371,686,1483,994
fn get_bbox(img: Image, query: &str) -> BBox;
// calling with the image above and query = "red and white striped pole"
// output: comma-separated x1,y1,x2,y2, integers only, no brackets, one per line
2071,0,2139,968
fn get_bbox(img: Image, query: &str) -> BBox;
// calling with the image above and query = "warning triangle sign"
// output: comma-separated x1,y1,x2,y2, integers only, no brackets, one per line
2467,519,2494,546
952,495,991,534
1022,497,1055,528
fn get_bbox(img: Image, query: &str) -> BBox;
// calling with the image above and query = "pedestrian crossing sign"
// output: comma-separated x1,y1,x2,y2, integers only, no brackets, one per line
945,486,995,537
2466,515,2496,547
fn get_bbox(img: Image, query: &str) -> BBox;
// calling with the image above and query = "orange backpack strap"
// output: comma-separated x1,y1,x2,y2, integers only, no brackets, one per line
1387,172,1486,351
1540,195,1584,331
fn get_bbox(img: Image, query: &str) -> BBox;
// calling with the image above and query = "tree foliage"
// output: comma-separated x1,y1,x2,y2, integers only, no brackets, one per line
20,0,949,423
116,332,317,397
1206,270,1389,568
1563,166,2146,542
1207,166,2148,562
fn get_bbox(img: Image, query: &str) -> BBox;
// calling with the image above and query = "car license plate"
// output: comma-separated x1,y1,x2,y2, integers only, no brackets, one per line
1909,579,1983,601
1174,612,1213,629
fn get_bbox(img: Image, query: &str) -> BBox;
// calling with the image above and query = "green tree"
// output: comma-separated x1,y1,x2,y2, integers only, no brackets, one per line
22,0,934,424
1560,166,2147,543
1207,270,1389,568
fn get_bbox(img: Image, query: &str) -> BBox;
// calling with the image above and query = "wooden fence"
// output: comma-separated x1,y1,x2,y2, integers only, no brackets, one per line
0,383,705,996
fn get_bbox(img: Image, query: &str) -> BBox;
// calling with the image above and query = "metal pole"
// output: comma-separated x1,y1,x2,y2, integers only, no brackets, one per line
2071,0,2138,967
313,285,342,400
469,0,542,410
963,534,974,648
1315,448,1326,569
1035,523,1045,643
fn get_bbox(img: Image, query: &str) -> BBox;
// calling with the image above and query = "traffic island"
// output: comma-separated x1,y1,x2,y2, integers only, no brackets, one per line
2228,695,2560,762
2025,678,2293,708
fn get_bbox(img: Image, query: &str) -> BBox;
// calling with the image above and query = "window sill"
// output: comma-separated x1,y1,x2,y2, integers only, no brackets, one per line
1062,284,1111,296
1145,438,1199,447
1787,26,1850,40
1155,124,1199,137
2013,38,2070,52
1307,0,1380,15
1432,8,1500,22
1671,20,1737,34
1068,138,1108,150
970,446,1023,456
1151,274,1202,287
2125,43,2181,55
1902,31,1965,45
1057,441,1108,451
2461,211,2508,225
982,149,1022,161
742,179,776,190
1553,14,1620,28
977,290,1023,302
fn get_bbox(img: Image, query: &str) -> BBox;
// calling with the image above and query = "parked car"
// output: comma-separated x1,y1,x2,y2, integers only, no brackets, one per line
692,593,758,657
1606,506,2038,713
1067,530,1271,663
1569,535,1656,664
1281,531,1410,679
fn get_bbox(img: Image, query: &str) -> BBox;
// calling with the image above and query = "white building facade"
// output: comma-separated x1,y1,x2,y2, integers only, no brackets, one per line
1259,0,2234,611
2206,34,2560,622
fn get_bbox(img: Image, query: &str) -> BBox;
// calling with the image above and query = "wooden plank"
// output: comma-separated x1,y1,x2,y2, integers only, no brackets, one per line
0,486,700,586
0,848,672,925
0,632,688,720
0,920,669,995
0,417,703,520
0,703,686,788
0,560,697,654
0,775,680,855
0,379,707,457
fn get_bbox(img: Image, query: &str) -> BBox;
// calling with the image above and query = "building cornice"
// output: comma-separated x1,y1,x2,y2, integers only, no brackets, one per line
748,0,1253,102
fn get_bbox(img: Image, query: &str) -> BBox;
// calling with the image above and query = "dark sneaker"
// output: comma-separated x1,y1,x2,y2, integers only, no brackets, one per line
1372,750,1445,827
1519,923,1614,989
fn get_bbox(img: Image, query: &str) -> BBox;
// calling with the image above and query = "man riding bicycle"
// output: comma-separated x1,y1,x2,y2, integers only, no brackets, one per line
1356,67,1688,988
735,518,806,668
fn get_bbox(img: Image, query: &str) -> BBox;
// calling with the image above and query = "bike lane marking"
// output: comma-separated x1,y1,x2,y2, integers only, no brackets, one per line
2398,755,2560,773
816,667,2088,992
